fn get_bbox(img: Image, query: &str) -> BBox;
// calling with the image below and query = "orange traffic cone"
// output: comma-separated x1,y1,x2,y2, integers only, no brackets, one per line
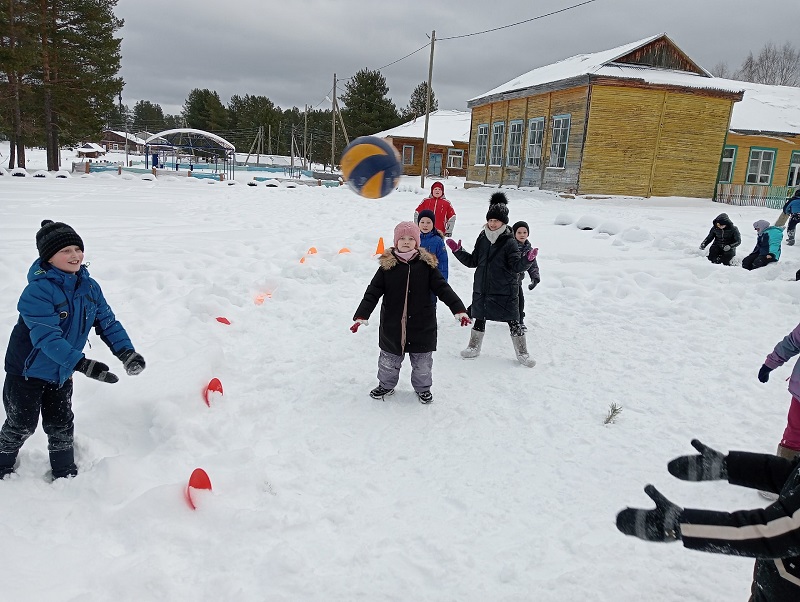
307,247,318,255
375,237,385,255
338,248,351,254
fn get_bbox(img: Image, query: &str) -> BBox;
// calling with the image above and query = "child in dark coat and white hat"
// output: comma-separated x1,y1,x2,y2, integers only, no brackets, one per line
352,221,470,404
1,220,146,479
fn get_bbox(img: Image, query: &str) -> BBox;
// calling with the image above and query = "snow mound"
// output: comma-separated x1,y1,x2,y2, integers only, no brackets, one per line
10,168,28,177
33,170,51,178
576,215,601,230
619,226,654,243
597,221,623,235
554,213,575,225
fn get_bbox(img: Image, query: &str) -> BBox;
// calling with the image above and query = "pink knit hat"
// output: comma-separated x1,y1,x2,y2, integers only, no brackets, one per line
394,221,421,248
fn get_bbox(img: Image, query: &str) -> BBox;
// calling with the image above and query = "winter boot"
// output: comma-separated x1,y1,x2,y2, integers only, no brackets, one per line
49,448,78,479
416,391,433,404
760,444,800,500
369,386,395,400
0,452,17,479
789,229,796,246
510,334,536,368
460,330,485,359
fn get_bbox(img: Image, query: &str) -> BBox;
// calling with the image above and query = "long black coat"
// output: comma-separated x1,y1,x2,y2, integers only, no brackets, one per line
701,213,741,251
354,248,466,356
453,226,533,322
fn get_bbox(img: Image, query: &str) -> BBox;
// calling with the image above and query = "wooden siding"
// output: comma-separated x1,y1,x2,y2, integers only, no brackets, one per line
581,85,734,198
616,38,706,74
722,132,799,188
466,87,589,193
650,94,732,198
387,136,469,178
580,86,663,196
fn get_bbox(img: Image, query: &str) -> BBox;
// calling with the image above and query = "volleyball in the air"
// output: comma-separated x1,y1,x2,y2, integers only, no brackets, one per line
340,136,403,199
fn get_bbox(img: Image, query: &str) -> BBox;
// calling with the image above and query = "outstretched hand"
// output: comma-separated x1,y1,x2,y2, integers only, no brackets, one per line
527,247,538,261
667,439,727,482
74,357,119,384
758,364,772,383
446,238,462,253
616,485,682,543
350,318,368,333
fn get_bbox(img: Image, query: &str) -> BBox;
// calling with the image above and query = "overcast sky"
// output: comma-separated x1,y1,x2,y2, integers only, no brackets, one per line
115,0,799,118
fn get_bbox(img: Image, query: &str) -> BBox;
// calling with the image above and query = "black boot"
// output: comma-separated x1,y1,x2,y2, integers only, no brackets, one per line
50,449,78,479
0,452,17,479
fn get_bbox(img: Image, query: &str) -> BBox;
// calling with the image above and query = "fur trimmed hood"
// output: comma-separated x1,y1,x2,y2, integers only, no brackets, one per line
379,247,438,270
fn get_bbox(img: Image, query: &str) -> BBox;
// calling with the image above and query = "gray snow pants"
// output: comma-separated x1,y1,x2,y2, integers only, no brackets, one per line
377,350,433,393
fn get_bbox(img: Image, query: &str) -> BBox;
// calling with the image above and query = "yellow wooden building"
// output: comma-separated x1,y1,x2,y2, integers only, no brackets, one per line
714,81,800,204
466,34,745,198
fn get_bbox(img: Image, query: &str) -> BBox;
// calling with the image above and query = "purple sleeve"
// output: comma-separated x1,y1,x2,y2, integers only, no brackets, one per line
765,322,800,369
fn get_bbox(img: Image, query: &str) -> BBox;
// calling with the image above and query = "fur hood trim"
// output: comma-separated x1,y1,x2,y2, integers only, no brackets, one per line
379,247,438,270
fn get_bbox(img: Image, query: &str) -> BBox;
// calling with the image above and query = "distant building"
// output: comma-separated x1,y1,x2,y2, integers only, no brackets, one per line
101,130,146,153
373,110,471,178
466,33,745,198
76,143,106,159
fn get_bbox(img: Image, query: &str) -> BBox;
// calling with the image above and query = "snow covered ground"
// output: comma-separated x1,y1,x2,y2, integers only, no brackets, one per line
1,144,799,601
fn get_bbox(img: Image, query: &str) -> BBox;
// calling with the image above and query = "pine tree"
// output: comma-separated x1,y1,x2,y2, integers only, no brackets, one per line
402,81,438,121
132,100,166,134
339,68,401,139
183,88,229,132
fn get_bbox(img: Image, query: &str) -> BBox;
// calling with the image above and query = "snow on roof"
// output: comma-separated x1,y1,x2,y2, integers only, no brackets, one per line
78,143,106,153
468,34,744,105
107,130,147,145
145,128,235,151
372,110,471,146
716,78,800,135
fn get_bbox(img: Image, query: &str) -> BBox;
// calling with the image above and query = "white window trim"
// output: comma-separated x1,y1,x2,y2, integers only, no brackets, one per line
447,148,464,169
506,120,524,167
475,124,489,166
490,122,505,167
788,151,800,187
526,118,544,168
402,145,414,165
746,149,775,185
718,146,736,184
547,114,571,169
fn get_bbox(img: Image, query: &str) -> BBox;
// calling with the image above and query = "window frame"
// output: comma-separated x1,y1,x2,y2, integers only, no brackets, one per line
745,147,777,185
447,148,464,169
489,121,505,167
506,120,524,167
788,150,800,187
402,145,414,166
475,124,489,166
548,114,571,169
718,145,737,184
526,117,545,168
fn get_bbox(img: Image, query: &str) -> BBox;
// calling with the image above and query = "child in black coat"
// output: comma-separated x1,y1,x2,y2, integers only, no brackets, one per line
511,221,540,332
352,221,470,404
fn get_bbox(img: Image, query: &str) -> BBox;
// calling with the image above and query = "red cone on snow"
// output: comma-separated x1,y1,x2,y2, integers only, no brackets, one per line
203,378,224,407
216,317,231,325
185,468,212,510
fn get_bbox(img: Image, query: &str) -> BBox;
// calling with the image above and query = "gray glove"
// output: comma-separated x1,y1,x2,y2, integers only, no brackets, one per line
616,485,682,543
74,357,119,383
667,439,727,481
723,244,731,251
699,243,706,250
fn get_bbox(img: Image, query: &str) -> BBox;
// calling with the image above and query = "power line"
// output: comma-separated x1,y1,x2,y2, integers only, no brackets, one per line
438,0,599,41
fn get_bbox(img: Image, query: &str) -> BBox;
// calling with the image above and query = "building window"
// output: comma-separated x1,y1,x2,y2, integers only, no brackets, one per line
788,151,800,187
718,146,736,183
402,145,414,165
490,122,505,166
548,114,571,168
506,120,524,167
447,149,464,169
475,124,489,166
112,143,119,151
526,118,545,168
746,148,776,184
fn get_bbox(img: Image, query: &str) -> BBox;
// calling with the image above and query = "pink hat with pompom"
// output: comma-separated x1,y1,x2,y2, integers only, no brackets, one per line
394,221,421,248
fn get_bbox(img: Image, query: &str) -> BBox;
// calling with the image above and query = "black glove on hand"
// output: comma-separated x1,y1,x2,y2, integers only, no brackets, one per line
616,485,682,543
528,280,539,290
758,364,772,383
74,357,118,383
667,439,728,481
118,349,146,376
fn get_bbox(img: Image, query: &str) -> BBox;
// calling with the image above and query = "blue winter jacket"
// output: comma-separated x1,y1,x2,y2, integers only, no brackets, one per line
782,197,800,215
419,230,448,281
4,260,133,386
753,226,783,260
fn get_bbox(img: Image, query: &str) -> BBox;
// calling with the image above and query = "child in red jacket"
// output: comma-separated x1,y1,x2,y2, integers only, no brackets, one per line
414,182,456,238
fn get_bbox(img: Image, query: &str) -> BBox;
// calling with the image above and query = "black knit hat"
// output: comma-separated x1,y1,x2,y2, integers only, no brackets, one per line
486,192,509,224
417,209,436,225
36,220,84,261
512,221,529,234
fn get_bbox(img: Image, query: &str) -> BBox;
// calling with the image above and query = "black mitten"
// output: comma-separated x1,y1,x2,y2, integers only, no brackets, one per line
758,364,772,383
528,279,539,290
667,439,727,481
74,357,118,383
118,349,146,376
616,485,682,542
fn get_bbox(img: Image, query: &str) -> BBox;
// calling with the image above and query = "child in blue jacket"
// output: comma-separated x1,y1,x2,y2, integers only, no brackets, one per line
1,220,146,479
417,209,448,287
742,220,783,271
781,189,800,246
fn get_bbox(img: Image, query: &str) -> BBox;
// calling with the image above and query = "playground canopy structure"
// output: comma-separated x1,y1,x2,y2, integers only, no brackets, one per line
145,128,236,180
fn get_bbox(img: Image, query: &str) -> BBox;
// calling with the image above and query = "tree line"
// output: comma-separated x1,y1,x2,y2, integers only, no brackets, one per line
713,41,800,86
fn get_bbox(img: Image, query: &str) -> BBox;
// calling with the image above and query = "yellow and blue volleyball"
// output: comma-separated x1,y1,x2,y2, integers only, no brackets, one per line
340,136,402,199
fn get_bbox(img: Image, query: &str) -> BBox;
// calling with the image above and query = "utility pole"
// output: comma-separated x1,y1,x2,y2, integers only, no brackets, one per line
331,73,336,172
420,30,435,189
303,104,308,170
124,116,130,168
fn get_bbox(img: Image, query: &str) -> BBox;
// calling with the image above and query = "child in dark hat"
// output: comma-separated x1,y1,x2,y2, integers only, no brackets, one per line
352,221,470,404
417,209,449,298
414,181,457,237
0,220,146,480
511,221,540,332
446,193,538,367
